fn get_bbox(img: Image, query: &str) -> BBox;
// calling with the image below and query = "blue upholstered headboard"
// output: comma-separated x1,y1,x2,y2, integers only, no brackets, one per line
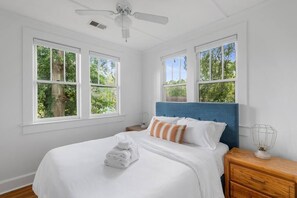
156,102,239,149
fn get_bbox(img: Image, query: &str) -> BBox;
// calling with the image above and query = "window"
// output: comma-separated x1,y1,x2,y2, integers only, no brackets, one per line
162,54,187,102
90,52,119,116
196,36,237,102
23,28,126,134
33,39,80,120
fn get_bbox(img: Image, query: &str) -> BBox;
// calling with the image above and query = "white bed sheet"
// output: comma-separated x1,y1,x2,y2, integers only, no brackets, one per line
33,131,227,198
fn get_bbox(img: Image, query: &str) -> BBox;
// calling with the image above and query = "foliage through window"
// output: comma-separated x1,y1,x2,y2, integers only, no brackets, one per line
197,41,236,102
34,41,79,119
90,53,119,115
162,55,187,102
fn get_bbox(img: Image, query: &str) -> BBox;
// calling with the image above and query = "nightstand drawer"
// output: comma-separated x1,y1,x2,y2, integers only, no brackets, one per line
230,182,271,198
230,164,295,197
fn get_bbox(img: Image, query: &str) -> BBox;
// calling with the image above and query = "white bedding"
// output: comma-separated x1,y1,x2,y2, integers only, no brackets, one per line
33,131,228,198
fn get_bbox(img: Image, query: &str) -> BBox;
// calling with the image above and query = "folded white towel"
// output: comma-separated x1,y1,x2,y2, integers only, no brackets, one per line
115,134,134,150
107,145,139,161
105,134,140,169
104,158,135,169
106,147,132,160
104,154,139,169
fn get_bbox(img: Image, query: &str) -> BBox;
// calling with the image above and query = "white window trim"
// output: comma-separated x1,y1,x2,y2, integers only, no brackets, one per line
161,50,187,102
192,22,248,127
89,52,121,117
33,40,81,123
196,35,238,102
22,27,124,134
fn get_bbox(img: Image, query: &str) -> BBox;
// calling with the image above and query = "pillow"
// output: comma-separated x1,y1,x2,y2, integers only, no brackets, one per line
177,118,217,149
150,119,186,144
147,116,182,132
186,118,227,143
213,122,227,143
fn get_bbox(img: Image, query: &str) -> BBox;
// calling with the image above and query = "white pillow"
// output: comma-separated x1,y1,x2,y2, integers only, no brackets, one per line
213,122,227,143
177,118,217,150
186,118,226,143
147,116,182,132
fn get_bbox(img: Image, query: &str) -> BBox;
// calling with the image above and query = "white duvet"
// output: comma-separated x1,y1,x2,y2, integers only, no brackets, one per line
33,131,227,198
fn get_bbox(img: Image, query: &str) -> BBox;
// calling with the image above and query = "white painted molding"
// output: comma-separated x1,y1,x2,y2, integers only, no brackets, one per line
239,125,251,137
0,172,35,195
22,115,126,135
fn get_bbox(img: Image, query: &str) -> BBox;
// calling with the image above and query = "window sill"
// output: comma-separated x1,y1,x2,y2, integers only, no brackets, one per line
21,115,126,135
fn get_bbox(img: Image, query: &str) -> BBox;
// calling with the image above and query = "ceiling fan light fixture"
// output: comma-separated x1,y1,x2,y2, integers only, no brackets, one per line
114,14,132,28
115,14,132,42
75,0,169,42
122,28,130,42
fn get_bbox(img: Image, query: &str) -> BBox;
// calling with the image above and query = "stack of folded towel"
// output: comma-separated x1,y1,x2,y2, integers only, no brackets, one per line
104,134,139,169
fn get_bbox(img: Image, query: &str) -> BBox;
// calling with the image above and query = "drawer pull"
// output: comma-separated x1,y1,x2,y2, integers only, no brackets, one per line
251,177,266,184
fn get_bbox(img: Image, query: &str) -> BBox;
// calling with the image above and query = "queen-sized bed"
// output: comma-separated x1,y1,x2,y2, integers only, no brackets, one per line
33,102,239,198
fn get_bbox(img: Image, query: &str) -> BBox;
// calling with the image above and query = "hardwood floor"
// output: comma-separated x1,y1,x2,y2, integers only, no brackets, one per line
0,185,37,198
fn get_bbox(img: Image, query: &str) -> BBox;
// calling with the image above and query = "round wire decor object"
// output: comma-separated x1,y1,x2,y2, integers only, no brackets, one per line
251,124,277,159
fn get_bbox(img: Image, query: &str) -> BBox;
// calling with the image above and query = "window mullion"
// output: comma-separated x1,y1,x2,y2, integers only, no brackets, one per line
64,51,66,82
209,50,212,80
97,60,100,85
50,48,52,81
179,58,181,81
171,61,173,82
222,46,224,80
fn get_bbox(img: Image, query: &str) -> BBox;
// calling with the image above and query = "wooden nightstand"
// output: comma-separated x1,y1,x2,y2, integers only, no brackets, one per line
125,125,147,131
224,148,297,198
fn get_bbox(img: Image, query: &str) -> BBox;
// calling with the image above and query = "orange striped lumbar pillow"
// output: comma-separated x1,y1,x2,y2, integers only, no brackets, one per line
150,119,187,143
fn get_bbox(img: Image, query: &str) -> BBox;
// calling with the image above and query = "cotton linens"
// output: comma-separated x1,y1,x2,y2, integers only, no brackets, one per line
33,131,228,198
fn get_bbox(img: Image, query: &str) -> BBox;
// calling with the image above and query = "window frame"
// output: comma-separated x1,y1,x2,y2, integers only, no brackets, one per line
161,52,187,102
22,28,125,135
195,35,238,103
33,39,81,123
89,51,120,117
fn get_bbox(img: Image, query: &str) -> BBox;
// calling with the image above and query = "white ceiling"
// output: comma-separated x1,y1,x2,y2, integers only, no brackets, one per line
0,0,267,50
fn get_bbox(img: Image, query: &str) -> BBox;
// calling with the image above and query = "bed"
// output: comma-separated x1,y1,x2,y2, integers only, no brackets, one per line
33,102,239,198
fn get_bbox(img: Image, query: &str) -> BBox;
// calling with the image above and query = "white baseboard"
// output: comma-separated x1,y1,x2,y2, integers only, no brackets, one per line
0,172,35,195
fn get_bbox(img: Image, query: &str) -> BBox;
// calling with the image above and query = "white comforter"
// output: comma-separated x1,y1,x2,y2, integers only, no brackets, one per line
33,131,226,198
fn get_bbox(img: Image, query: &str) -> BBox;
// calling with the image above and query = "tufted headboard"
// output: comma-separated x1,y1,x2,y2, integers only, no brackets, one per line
156,102,239,149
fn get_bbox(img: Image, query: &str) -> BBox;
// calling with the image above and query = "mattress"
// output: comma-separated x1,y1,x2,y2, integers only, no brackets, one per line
33,131,228,198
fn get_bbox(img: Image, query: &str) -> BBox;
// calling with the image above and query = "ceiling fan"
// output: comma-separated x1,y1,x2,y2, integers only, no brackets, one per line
75,0,169,42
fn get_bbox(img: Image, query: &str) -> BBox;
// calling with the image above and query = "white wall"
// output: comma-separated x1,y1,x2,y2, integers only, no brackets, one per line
142,0,297,161
0,9,142,193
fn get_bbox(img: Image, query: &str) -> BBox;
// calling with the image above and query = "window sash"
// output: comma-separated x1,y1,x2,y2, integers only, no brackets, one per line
90,86,120,116
34,38,80,54
89,54,120,116
196,36,237,103
162,53,187,102
89,55,119,87
162,57,187,83
163,83,186,87
162,84,187,102
34,82,80,121
33,44,80,84
89,51,120,62
33,42,81,122
197,81,236,103
198,79,236,84
195,35,237,53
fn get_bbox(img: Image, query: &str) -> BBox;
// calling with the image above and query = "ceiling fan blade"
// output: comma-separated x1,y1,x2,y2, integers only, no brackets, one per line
133,12,168,25
75,9,116,16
